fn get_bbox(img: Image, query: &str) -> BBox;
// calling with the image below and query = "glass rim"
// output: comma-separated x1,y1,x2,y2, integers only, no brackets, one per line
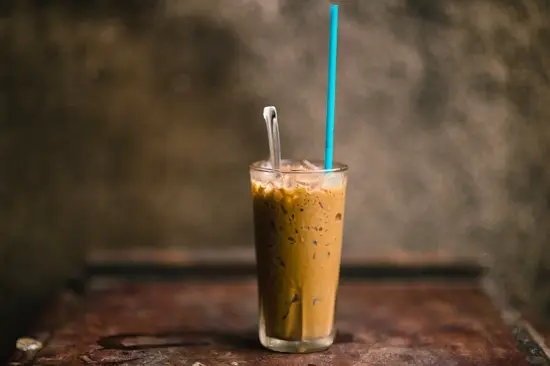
249,159,348,174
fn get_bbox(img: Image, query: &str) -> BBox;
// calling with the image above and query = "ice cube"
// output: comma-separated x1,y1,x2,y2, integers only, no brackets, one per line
251,170,271,185
322,173,342,188
261,160,273,169
289,161,306,171
287,160,321,171
264,182,276,192
294,172,324,189
301,160,321,170
283,174,296,189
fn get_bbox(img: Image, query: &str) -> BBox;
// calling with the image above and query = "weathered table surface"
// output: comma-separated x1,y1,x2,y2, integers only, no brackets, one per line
11,277,530,366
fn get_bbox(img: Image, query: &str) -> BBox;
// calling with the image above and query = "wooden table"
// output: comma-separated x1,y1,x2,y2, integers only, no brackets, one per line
8,264,547,365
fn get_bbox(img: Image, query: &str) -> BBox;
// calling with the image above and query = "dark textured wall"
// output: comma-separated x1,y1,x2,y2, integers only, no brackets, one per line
1,0,550,332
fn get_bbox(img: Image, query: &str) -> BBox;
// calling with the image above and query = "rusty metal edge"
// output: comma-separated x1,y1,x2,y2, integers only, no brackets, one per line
86,262,485,283
482,276,550,366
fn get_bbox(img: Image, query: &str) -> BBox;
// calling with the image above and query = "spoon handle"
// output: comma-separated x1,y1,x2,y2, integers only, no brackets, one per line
263,106,281,170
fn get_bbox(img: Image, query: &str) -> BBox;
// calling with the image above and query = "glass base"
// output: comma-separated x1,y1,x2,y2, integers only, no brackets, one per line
259,330,335,353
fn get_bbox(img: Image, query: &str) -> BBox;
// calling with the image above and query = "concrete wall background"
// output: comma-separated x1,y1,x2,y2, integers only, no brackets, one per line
1,0,549,332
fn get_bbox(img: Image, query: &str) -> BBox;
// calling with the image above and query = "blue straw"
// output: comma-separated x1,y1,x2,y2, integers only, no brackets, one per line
324,4,339,170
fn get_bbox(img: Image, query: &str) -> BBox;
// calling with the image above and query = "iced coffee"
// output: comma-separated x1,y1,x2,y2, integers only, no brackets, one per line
250,159,348,353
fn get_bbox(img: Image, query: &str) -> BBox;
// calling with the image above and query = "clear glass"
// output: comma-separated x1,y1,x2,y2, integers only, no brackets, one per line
249,159,348,353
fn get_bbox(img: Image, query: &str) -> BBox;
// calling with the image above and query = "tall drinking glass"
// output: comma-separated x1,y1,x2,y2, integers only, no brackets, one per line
249,160,348,353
